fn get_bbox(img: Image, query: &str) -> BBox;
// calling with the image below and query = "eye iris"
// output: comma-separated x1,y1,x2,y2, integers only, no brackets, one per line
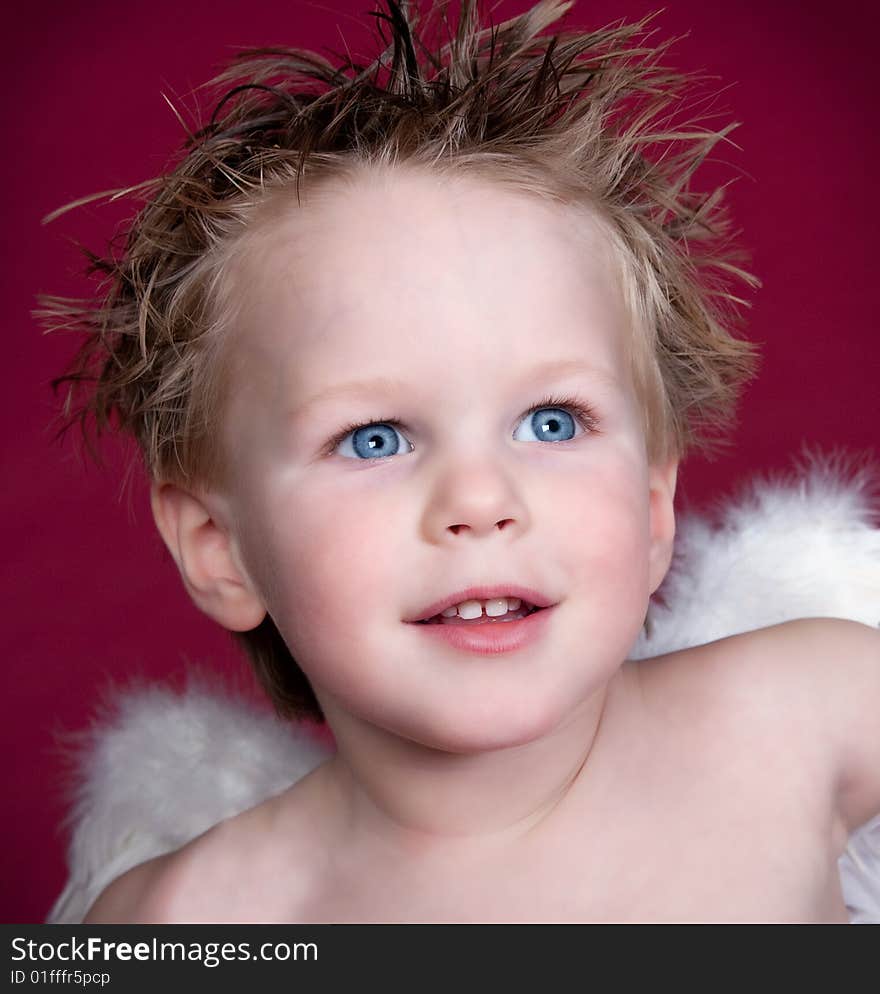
532,408,575,442
352,424,400,459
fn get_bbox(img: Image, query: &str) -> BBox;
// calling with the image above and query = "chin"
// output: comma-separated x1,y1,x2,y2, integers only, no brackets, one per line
398,690,578,755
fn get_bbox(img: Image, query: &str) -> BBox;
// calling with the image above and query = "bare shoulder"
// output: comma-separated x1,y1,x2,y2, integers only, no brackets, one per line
726,618,880,831
85,776,331,924
719,616,879,674
638,618,880,830
82,785,312,924
772,617,880,831
641,617,877,711
82,851,179,924
707,618,879,738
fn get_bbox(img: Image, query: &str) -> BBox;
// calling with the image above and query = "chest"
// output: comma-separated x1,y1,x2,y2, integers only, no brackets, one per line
192,718,849,923
288,788,846,923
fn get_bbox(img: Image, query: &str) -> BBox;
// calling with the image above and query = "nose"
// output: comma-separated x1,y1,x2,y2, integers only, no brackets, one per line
420,456,531,544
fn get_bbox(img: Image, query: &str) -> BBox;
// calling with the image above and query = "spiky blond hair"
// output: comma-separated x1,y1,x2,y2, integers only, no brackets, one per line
37,0,759,720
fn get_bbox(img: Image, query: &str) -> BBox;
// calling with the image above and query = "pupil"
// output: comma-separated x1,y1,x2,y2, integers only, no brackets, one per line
353,423,400,459
533,408,574,441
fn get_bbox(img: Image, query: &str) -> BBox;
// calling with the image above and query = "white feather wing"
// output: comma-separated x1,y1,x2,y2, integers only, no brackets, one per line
47,681,331,924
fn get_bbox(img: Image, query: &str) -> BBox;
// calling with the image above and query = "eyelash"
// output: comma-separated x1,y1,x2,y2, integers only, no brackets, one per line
321,393,600,457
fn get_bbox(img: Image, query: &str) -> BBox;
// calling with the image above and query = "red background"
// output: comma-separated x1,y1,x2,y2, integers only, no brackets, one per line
4,0,878,923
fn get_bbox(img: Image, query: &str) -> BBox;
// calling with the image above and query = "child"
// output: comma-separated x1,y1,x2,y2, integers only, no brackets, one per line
39,0,879,923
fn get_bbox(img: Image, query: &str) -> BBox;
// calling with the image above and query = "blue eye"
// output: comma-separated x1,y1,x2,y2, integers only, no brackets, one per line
513,407,578,443
336,422,412,460
330,398,594,460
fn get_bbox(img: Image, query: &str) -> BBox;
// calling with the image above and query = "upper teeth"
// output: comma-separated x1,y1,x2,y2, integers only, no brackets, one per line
441,597,523,620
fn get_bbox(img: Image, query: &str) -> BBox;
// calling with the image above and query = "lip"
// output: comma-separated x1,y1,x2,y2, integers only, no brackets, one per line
411,604,555,654
406,585,557,623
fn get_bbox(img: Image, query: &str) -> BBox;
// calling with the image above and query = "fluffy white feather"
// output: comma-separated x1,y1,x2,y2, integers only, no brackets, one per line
631,453,880,659
48,454,880,923
48,681,330,924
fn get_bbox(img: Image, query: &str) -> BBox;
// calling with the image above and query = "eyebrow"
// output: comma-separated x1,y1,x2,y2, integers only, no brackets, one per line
286,376,414,424
287,358,618,423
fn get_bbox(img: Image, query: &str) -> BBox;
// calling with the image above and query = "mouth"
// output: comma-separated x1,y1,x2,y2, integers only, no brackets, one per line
407,585,555,625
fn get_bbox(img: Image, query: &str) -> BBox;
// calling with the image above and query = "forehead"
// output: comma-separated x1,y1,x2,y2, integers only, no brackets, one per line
226,167,632,407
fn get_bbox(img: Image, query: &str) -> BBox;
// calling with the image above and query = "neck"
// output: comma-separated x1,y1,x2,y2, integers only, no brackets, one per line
318,669,630,858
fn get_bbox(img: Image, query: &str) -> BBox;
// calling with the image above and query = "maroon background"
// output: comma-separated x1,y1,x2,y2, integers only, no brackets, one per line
5,0,878,923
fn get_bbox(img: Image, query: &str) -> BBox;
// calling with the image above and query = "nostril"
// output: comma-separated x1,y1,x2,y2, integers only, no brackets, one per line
446,518,514,535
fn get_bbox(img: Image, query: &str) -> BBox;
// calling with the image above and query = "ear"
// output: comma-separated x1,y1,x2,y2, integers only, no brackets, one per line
150,482,266,632
647,456,678,595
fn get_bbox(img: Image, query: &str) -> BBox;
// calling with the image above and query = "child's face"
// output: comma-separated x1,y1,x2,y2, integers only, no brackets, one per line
212,167,676,750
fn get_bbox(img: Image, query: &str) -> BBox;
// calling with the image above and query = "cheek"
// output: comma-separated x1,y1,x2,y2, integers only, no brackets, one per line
251,478,407,653
552,455,652,596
